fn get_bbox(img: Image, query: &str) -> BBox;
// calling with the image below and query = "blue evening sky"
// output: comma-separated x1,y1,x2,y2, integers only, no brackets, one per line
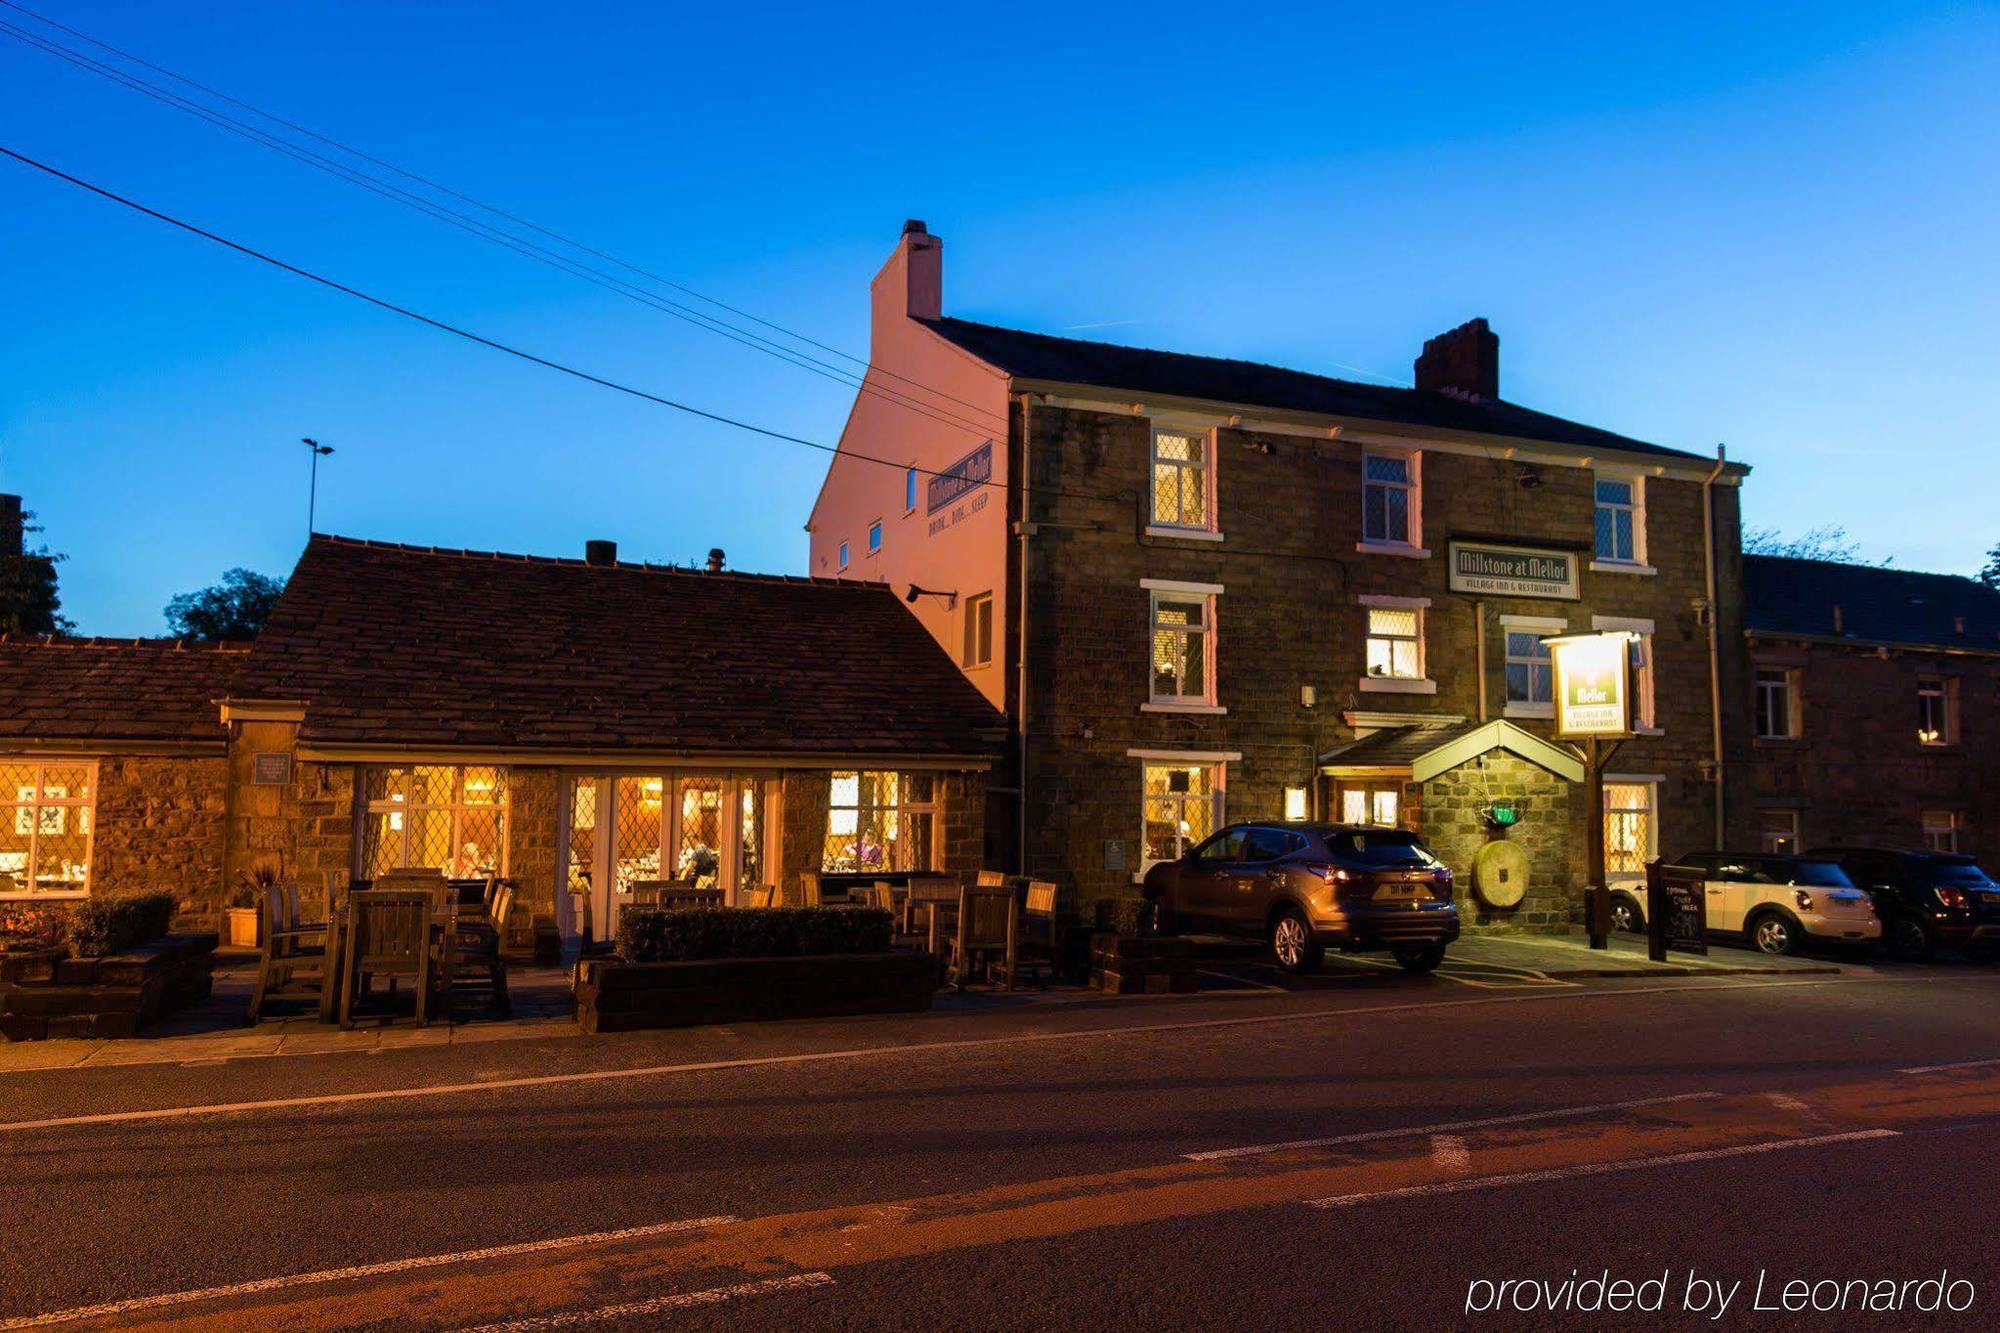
2,2,1996,634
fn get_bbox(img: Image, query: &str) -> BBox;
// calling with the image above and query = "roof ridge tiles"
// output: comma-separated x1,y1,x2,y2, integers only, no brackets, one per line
308,533,887,591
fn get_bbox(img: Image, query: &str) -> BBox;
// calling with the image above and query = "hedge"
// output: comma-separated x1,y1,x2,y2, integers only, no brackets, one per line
616,906,895,964
0,891,177,958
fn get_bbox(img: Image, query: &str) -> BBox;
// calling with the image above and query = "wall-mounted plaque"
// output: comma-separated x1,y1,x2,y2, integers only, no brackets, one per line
251,752,294,786
1447,541,1580,600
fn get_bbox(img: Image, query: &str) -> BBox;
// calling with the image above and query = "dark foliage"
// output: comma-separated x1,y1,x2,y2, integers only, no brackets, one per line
1093,895,1154,937
616,906,894,963
0,891,176,957
164,568,286,641
0,507,71,635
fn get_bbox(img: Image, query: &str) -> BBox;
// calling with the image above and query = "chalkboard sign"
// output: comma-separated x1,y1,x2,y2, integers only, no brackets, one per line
1646,860,1708,960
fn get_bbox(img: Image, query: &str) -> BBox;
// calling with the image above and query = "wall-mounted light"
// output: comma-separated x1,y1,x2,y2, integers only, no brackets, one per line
905,584,958,610
1284,786,1309,821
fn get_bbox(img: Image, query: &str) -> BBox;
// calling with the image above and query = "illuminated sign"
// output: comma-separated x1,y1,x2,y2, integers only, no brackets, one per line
1548,632,1635,737
1447,541,1580,600
926,441,992,515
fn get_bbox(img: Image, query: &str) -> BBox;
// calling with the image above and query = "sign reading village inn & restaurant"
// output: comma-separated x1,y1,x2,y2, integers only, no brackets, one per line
1447,540,1580,600
1549,631,1636,738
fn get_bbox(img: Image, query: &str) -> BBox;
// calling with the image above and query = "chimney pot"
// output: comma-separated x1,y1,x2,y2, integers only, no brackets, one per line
903,219,928,235
707,548,726,573
1414,317,1500,400
0,494,21,559
584,539,617,566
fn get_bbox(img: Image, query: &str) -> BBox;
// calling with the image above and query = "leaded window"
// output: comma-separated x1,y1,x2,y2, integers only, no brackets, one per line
359,765,508,879
1362,450,1414,545
0,761,94,898
1150,428,1210,529
823,771,936,873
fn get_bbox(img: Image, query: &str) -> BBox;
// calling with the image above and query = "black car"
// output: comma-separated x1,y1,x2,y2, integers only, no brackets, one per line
1807,846,2000,962
1141,822,1460,974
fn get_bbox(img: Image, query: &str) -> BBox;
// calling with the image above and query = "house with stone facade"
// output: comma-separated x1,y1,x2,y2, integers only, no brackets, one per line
1744,554,2000,858
807,222,1756,932
0,535,1003,939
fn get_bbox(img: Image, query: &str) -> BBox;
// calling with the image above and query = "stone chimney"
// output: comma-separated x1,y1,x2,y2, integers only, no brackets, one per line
584,539,617,566
0,494,21,558
707,548,726,573
870,220,942,355
1414,318,1499,400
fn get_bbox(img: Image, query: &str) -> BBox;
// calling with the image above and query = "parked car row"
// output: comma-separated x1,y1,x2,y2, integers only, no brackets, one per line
1611,846,2000,962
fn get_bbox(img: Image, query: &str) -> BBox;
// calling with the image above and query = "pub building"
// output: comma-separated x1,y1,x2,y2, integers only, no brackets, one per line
808,221,1757,931
0,535,1004,939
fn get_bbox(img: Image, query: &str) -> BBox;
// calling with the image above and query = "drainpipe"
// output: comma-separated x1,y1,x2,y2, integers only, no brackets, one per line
1702,446,1728,848
1015,392,1032,878
1474,599,1488,723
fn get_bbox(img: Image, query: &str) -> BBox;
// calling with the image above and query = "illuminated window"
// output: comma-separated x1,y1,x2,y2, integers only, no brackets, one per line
1755,668,1798,739
1340,786,1400,826
963,591,994,667
0,761,94,899
359,766,508,879
1149,590,1214,704
1918,676,1953,745
1366,606,1424,680
867,520,882,554
905,467,918,514
1603,780,1657,882
1150,427,1212,530
822,771,936,873
1362,449,1418,547
1283,786,1309,821
1922,810,1960,853
1141,761,1223,872
1594,475,1645,564
1759,808,1800,855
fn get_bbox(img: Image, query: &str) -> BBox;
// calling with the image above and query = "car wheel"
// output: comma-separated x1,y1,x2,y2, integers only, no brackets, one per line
1609,898,1643,934
1885,917,1933,963
1269,907,1322,974
1393,943,1447,974
1747,911,1802,956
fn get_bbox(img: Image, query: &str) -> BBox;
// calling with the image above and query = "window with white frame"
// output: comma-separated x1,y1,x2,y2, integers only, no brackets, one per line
867,520,882,554
962,591,993,668
1503,627,1556,714
1917,676,1953,745
838,541,849,569
1759,808,1800,855
1922,809,1960,853
1362,449,1418,547
0,760,94,898
1365,605,1424,680
1148,587,1215,705
359,765,509,879
1603,779,1658,882
1594,474,1644,564
824,771,936,873
1141,760,1223,872
904,467,918,514
1754,667,1798,739
1150,427,1212,530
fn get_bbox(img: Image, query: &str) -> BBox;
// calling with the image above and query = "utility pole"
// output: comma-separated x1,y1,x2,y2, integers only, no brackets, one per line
302,437,334,536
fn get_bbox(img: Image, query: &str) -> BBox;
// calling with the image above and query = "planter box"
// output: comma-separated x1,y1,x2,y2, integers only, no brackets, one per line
574,951,936,1034
1089,933,1197,995
0,933,217,1041
224,907,261,949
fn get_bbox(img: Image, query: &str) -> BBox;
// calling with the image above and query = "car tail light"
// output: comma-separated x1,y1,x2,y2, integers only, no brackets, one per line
1936,886,1970,909
1306,863,1355,886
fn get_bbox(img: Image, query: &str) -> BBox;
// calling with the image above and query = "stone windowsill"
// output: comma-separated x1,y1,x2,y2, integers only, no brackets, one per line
1143,525,1226,543
1355,541,1432,560
1359,677,1438,695
1503,703,1555,720
1140,701,1228,715
1589,559,1658,576
1753,735,1805,748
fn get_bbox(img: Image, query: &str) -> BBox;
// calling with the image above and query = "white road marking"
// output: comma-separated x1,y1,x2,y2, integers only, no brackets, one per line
1305,1129,1900,1208
1430,1134,1471,1173
456,1273,836,1332
1764,1092,1811,1114
1899,1056,2000,1075
0,1216,735,1331
1184,1091,1722,1161
0,977,1866,1134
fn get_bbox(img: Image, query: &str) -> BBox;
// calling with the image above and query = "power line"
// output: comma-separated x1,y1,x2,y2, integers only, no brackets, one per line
0,144,1128,512
0,1,1012,437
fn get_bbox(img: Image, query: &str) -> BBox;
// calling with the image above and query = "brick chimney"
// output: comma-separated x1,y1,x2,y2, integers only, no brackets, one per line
584,539,617,566
1414,318,1499,400
0,494,21,558
870,220,942,356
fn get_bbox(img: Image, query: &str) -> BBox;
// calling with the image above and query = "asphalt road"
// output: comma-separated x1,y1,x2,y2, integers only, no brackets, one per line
2,963,1998,1329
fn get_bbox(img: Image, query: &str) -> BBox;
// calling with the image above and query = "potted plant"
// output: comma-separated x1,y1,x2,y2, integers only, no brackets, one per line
227,868,274,949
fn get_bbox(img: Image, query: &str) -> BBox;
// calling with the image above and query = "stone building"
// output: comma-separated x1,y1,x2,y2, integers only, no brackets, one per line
808,222,1756,932
0,537,1002,938
1744,555,2000,858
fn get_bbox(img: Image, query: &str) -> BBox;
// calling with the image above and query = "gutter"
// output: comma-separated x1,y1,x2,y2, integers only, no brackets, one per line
1014,390,1033,876
1702,446,1727,847
1744,630,2000,660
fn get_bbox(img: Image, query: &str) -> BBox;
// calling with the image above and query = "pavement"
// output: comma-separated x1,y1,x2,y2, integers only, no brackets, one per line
1,950,1996,1328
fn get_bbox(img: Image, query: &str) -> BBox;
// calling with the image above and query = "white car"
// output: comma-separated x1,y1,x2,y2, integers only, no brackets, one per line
1648,852,1881,955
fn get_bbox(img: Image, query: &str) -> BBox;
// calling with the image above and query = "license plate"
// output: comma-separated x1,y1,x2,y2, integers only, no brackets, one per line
1373,884,1422,902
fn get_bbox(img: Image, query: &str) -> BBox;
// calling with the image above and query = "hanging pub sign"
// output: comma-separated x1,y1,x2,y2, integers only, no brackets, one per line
1447,541,1580,600
1547,631,1635,738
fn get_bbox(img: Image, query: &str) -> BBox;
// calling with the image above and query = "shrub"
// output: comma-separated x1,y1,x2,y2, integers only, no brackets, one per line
64,891,177,957
617,906,895,964
0,901,68,951
1093,895,1154,937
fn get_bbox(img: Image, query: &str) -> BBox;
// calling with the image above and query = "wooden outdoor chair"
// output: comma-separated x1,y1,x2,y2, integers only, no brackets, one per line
1016,880,1065,988
976,870,1009,888
937,882,1018,990
660,885,725,910
904,875,960,935
792,872,825,907
247,882,335,1023
447,880,513,1018
742,885,776,909
337,890,442,1028
866,880,899,914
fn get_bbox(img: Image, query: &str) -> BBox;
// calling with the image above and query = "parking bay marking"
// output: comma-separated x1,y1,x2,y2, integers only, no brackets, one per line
1305,1129,1901,1208
1184,1091,1723,1161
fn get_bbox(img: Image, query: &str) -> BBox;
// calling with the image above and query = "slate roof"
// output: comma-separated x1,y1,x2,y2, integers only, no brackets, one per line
1318,719,1480,768
242,536,1007,757
0,637,244,743
1744,555,2000,651
922,317,1710,464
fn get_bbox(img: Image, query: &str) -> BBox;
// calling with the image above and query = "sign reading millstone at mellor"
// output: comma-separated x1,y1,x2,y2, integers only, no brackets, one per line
1447,540,1580,600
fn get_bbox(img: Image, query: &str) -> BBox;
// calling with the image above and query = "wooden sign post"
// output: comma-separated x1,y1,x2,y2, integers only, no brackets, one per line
1546,632,1638,951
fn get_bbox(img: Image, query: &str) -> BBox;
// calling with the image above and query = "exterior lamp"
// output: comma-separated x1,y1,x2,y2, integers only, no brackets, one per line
1545,630,1639,952
1283,785,1309,821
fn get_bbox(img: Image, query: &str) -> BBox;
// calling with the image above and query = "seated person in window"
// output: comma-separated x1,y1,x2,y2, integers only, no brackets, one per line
677,843,720,886
852,830,885,870
448,841,489,878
